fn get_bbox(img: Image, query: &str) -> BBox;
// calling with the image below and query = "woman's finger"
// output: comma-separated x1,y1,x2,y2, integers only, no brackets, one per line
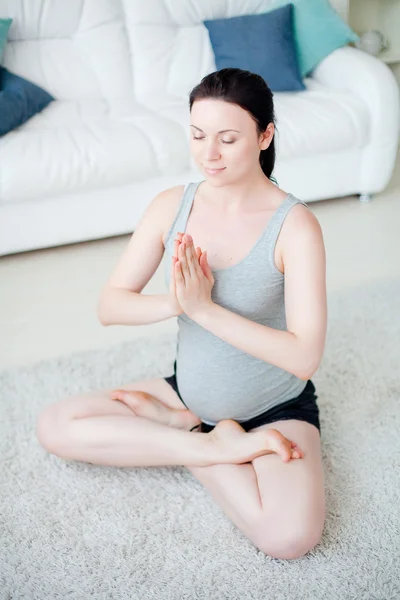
175,259,183,282
187,239,202,278
179,243,190,282
200,251,214,282
174,232,184,246
173,233,184,261
197,247,208,278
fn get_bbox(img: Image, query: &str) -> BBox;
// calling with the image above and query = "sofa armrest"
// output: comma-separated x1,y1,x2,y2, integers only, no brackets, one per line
311,46,399,146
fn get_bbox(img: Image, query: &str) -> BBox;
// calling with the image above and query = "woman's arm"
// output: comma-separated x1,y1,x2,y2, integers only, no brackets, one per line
193,304,308,379
192,207,327,380
97,186,183,326
98,289,177,326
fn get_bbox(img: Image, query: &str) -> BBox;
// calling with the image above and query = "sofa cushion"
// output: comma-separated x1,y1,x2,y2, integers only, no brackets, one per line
0,18,12,63
0,67,54,136
203,5,305,92
0,99,190,203
272,0,359,76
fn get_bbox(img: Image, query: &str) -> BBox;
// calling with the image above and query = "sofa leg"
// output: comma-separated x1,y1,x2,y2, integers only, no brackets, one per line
359,193,372,203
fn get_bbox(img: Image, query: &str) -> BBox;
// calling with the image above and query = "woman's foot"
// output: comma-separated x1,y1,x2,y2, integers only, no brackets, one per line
207,419,304,464
110,389,202,431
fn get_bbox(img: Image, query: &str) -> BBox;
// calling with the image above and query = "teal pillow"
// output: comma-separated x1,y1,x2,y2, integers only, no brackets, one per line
0,18,12,64
267,0,359,76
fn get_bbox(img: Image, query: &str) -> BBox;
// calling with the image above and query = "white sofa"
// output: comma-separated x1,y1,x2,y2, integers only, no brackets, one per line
0,0,399,256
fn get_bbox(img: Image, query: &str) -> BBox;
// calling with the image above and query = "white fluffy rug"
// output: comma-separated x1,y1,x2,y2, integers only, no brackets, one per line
1,279,399,600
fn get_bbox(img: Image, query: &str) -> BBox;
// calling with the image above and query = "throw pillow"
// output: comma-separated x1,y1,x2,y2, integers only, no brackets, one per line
0,18,12,63
204,5,305,92
0,67,54,136
270,0,359,76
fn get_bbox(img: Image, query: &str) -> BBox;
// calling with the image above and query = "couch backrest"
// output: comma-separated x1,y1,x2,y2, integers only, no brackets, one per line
0,0,133,99
122,0,349,101
1,0,348,101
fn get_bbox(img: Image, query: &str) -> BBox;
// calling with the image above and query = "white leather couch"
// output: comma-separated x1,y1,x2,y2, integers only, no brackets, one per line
0,0,399,256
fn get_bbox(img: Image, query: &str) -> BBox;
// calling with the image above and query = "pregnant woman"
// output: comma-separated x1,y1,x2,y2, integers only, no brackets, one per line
37,68,327,560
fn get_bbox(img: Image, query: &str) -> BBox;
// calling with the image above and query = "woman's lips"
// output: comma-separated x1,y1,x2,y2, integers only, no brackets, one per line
204,167,226,175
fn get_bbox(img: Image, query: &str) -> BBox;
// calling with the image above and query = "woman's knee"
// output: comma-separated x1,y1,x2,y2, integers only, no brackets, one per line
253,516,325,559
260,530,323,560
36,389,136,452
36,402,69,452
36,393,84,451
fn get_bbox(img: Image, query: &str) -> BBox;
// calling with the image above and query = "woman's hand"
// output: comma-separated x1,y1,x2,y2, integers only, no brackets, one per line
172,233,215,319
169,233,209,316
169,233,201,316
168,234,186,316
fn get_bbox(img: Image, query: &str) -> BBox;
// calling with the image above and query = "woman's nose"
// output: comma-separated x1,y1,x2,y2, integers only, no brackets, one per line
204,140,221,161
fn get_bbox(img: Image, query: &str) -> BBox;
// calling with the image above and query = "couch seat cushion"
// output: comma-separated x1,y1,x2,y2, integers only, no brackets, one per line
0,99,189,203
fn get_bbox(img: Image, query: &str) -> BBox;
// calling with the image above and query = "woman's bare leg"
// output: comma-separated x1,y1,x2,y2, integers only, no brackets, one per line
37,386,299,469
109,388,201,431
40,412,219,467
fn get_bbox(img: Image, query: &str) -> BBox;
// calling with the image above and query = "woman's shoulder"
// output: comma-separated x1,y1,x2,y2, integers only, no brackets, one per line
274,197,324,275
157,184,186,202
282,196,323,247
158,184,188,246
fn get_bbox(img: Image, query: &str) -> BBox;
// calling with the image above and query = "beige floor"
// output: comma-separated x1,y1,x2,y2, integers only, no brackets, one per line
2,148,400,370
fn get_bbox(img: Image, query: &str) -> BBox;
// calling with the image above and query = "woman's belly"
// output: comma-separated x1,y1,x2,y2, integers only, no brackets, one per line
175,322,306,425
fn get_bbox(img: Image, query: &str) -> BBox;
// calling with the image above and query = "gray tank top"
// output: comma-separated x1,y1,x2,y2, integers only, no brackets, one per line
164,180,308,425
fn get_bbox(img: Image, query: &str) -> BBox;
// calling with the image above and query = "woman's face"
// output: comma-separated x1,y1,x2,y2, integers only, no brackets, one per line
189,99,273,186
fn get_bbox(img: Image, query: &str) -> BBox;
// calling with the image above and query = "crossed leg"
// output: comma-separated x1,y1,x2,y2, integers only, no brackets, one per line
187,419,326,560
109,383,325,559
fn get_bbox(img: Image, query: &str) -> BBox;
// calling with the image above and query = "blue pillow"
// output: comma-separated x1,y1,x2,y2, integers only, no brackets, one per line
267,0,359,76
0,18,12,63
0,67,54,136
204,5,305,93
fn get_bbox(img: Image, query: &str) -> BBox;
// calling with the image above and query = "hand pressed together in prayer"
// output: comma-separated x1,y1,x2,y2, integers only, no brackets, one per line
169,232,215,319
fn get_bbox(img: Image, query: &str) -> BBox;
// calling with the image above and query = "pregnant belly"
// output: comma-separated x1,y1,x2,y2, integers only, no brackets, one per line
175,344,300,424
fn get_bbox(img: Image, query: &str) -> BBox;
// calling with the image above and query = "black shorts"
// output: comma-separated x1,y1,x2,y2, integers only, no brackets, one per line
164,361,321,435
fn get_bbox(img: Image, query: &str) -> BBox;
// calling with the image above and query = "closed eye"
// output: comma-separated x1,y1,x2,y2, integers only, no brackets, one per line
192,137,234,144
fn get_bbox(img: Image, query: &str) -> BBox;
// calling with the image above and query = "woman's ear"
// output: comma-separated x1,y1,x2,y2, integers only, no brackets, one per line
260,123,274,150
